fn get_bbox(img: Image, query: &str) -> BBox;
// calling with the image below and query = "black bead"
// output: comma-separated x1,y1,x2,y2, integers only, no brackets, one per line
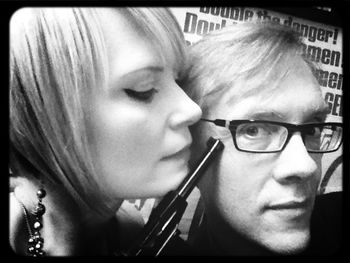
34,203,46,217
34,236,44,243
37,189,46,199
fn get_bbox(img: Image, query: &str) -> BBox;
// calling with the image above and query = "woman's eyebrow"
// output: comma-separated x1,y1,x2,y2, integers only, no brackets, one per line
119,66,164,79
110,66,164,88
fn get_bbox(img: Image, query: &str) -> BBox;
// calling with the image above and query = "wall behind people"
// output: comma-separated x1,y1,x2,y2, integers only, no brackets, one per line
171,7,343,194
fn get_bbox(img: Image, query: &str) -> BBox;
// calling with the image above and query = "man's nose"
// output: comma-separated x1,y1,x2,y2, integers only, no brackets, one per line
272,132,319,183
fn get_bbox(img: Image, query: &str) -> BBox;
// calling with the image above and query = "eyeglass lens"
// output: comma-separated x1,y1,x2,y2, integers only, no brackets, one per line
316,125,343,152
234,122,342,153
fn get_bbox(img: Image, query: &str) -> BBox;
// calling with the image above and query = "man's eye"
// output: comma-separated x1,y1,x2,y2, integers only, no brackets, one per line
305,126,321,137
237,123,276,140
240,124,267,137
245,126,259,136
124,88,158,102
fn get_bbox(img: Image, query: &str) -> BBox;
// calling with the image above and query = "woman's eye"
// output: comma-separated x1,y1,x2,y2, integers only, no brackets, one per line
124,88,158,102
175,78,183,87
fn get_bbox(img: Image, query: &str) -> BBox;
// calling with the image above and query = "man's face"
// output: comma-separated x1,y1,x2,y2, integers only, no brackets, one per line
199,57,328,254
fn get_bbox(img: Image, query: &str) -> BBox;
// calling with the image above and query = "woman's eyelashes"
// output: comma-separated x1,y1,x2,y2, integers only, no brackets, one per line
175,78,182,87
174,71,186,91
124,88,158,102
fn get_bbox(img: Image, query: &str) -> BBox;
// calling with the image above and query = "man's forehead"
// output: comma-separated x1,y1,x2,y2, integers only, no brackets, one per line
210,87,328,123
220,55,315,101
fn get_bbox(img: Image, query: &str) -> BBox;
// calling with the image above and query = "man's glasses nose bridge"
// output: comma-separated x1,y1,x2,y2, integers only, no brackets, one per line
282,123,315,138
279,124,310,149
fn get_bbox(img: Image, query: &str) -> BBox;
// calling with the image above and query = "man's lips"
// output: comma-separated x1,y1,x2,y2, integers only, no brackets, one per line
264,198,313,221
268,199,310,210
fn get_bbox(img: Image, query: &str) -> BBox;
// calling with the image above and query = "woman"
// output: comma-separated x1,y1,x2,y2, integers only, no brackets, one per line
9,8,202,256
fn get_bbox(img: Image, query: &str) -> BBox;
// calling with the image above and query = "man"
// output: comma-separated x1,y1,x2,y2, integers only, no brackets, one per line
185,21,342,255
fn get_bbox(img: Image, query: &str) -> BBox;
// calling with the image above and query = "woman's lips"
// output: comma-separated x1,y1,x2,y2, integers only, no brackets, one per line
162,145,191,160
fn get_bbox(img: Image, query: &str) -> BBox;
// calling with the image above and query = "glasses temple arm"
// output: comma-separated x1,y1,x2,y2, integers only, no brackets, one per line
200,118,228,128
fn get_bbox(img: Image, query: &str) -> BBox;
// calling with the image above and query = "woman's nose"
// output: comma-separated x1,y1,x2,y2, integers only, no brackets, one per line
169,87,202,129
272,132,319,183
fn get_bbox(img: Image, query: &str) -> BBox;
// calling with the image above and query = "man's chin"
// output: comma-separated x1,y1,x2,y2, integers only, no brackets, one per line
262,230,310,255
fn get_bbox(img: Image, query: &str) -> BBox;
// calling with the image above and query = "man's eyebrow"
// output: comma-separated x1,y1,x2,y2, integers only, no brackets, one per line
245,111,286,121
307,105,329,122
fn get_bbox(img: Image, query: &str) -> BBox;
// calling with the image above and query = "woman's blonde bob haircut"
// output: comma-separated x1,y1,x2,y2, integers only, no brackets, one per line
10,8,187,214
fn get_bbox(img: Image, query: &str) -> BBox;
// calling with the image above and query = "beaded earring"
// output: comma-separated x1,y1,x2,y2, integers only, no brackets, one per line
10,168,47,256
15,187,47,256
27,188,46,256
13,187,46,256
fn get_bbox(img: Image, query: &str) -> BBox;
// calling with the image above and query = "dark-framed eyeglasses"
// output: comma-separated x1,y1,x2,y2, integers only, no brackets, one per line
201,119,343,153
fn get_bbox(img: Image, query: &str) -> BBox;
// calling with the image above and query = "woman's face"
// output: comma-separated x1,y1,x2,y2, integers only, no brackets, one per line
88,9,202,203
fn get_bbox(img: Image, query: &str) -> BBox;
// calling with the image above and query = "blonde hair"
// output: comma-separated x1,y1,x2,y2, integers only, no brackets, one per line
123,8,188,78
185,21,318,116
10,8,187,214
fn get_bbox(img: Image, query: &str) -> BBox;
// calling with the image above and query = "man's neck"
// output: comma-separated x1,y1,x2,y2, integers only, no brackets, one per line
195,213,274,256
